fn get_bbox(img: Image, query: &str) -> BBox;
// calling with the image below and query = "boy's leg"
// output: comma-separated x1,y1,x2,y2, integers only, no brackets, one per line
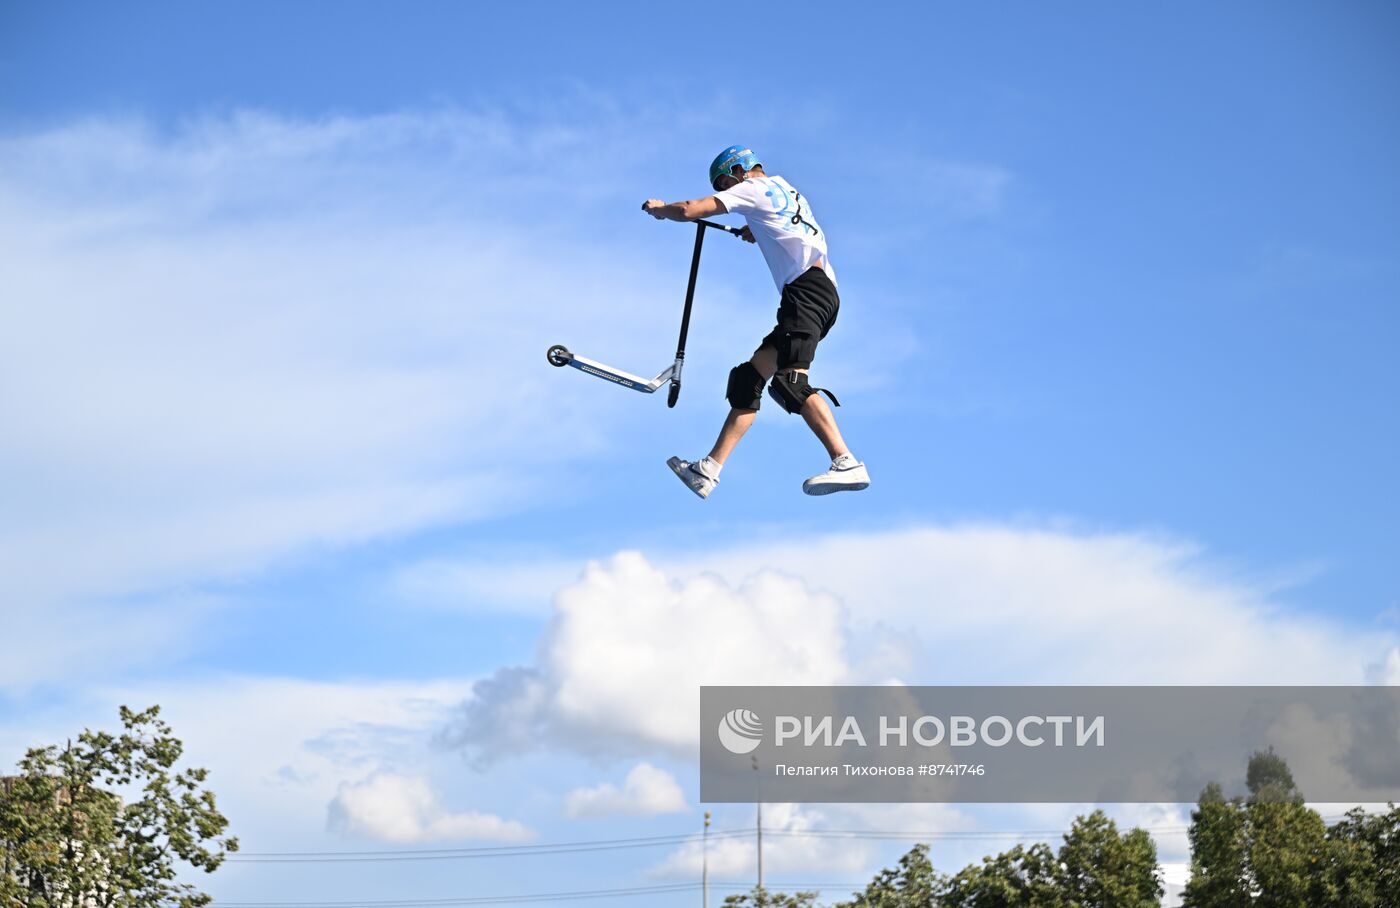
707,345,777,464
767,362,868,494
715,357,862,481
796,383,851,460
706,408,756,465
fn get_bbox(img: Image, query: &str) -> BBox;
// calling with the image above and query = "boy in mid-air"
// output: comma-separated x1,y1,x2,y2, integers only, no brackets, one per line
642,145,869,499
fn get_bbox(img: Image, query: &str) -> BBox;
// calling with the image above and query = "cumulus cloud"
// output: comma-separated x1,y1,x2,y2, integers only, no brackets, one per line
441,551,850,763
438,527,1394,770
328,771,533,843
564,762,687,818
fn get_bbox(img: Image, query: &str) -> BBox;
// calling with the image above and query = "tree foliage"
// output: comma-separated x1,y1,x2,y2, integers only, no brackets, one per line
936,811,1160,908
833,811,1159,908
938,842,1062,907
1183,750,1400,908
1325,804,1400,908
1183,783,1251,907
722,885,820,907
0,705,237,908
835,842,943,907
1055,811,1161,907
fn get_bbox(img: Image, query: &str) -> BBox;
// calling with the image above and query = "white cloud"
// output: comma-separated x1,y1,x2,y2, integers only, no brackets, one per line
444,550,850,763
328,771,533,843
662,525,1388,685
4,521,1391,886
564,762,687,818
441,526,1395,770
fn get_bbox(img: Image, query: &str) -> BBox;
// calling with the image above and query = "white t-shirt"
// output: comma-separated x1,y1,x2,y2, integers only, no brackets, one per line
714,175,837,291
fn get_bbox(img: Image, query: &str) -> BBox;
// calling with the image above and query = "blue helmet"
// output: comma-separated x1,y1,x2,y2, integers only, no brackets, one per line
709,145,760,190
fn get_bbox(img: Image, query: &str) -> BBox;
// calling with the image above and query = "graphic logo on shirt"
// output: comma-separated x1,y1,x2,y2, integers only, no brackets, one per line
764,179,791,216
763,178,818,236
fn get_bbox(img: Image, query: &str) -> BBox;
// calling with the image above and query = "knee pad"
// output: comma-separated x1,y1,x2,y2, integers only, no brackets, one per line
768,370,841,414
725,362,765,410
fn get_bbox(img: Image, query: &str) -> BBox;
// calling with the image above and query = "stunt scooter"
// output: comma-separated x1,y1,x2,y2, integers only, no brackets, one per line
546,218,743,408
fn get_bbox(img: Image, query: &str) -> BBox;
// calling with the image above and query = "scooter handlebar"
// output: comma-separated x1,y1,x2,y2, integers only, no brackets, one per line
694,218,743,236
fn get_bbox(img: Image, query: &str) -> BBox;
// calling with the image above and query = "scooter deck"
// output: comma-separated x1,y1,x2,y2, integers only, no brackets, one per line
567,353,675,393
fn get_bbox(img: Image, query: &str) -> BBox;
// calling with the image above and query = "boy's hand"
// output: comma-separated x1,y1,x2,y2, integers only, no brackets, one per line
642,199,667,219
737,225,756,243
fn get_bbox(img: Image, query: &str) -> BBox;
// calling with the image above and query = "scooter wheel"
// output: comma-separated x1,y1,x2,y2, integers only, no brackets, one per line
546,344,572,367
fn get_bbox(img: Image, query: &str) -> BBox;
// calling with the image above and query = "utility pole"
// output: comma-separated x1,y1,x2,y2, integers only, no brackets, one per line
757,800,764,890
751,755,763,891
702,810,711,908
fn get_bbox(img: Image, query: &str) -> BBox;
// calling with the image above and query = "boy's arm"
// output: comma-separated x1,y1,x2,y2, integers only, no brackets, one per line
641,196,727,221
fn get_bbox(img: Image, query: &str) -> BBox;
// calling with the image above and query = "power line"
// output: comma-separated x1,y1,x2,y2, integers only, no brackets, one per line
213,881,864,907
209,811,1361,906
230,831,751,864
230,815,1354,865
213,881,698,906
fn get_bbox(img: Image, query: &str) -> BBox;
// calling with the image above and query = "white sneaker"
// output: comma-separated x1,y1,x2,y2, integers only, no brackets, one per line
667,456,718,499
803,459,870,496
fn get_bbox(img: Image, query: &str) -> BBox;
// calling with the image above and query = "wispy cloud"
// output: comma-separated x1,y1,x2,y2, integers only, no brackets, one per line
0,107,713,690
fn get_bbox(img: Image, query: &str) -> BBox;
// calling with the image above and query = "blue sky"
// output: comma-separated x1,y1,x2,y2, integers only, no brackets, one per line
2,2,1398,905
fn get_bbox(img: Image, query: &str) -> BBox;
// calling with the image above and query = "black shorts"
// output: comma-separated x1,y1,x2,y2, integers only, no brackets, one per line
759,266,840,370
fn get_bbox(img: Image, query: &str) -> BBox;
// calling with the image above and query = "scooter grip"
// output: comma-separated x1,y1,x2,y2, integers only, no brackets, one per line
667,383,680,408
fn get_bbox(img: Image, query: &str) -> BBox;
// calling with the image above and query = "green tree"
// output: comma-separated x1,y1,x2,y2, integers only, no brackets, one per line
0,705,237,908
937,811,1160,908
1321,803,1400,908
1183,783,1250,907
939,842,1062,908
1246,749,1303,806
834,843,942,907
1055,810,1162,907
1182,749,1393,908
721,886,819,907
1247,797,1329,907
1242,747,1329,907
